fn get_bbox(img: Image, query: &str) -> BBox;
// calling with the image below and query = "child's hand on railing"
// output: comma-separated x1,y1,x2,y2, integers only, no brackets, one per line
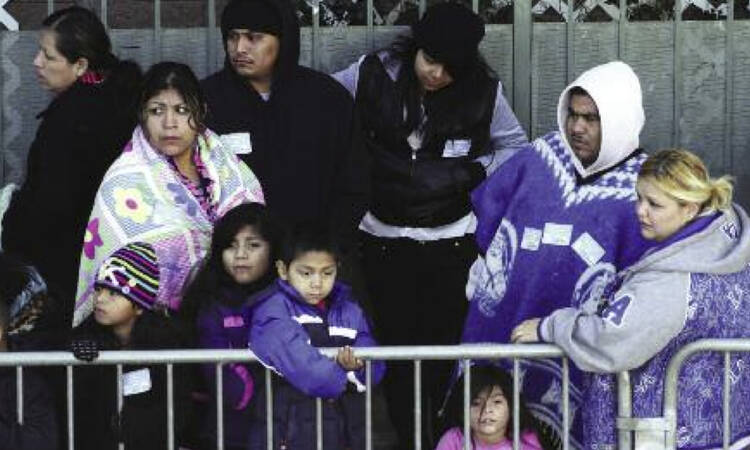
511,318,541,343
336,345,363,371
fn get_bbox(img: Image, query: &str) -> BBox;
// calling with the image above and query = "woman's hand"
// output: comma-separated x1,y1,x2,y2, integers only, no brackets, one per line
336,346,364,371
511,318,542,343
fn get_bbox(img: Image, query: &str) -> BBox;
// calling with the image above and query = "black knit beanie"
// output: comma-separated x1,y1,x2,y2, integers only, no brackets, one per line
221,0,283,41
412,2,484,75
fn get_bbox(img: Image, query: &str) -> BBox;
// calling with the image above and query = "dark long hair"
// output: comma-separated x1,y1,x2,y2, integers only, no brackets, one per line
388,35,498,145
139,62,208,132
42,6,142,115
442,365,540,446
180,203,284,324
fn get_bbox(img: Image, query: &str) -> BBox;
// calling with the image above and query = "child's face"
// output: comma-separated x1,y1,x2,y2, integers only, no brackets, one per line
277,251,337,305
470,385,510,445
222,225,272,285
94,287,142,329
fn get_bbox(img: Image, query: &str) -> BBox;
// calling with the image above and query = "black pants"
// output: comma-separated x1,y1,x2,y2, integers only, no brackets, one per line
360,233,476,450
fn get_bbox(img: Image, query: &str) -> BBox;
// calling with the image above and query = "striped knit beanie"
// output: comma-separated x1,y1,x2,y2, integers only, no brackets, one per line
95,242,160,310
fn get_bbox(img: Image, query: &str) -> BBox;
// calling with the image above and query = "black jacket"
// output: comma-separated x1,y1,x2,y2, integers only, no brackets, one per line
0,367,58,450
202,0,369,242
2,81,135,324
71,316,193,450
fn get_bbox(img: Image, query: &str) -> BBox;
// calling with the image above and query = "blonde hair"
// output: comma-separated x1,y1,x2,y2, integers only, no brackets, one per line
639,149,734,212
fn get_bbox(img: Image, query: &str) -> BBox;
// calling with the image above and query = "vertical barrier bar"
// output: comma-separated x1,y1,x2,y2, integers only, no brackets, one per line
724,0,734,174
216,364,224,450
207,0,217,74
67,366,74,450
266,369,273,450
167,364,174,450
512,0,532,131
366,0,373,51
463,360,471,450
472,0,479,14
673,0,682,147
365,360,372,450
100,0,108,27
617,372,633,449
311,0,320,70
723,352,730,449
48,0,54,15
513,359,520,450
15,366,23,424
419,0,427,18
414,359,422,450
617,0,626,59
562,358,570,450
154,0,163,64
117,365,124,450
566,0,575,83
316,397,323,450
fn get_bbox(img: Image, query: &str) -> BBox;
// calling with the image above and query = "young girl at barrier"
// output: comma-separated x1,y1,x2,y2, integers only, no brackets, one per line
437,365,544,450
182,202,283,450
70,242,193,450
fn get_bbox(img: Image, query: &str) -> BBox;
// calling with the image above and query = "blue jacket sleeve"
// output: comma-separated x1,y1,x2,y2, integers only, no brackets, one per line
196,308,254,410
249,298,348,399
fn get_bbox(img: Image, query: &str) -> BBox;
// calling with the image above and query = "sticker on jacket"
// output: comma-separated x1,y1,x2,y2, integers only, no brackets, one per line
442,139,471,158
223,315,245,328
571,232,605,266
122,368,152,396
520,227,542,251
220,132,253,155
542,223,573,246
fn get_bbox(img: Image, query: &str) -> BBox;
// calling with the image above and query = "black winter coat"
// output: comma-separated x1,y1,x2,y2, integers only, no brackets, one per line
2,81,135,325
0,367,58,450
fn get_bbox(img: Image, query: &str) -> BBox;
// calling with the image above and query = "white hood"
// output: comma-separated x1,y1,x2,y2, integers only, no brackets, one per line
557,61,645,178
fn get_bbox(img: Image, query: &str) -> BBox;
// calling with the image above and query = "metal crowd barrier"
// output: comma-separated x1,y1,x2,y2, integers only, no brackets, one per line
0,344,570,450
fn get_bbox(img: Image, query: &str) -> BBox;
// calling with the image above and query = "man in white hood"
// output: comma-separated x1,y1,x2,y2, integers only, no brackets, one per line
460,61,654,445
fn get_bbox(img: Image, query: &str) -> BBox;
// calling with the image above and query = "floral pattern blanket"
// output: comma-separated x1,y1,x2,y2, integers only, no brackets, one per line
73,126,263,326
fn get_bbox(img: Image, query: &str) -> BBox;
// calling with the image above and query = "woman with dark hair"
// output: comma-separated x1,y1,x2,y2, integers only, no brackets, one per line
2,6,142,327
332,2,527,447
72,62,264,327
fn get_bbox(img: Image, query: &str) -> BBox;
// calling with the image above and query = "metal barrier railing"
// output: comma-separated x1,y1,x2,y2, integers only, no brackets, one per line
662,339,750,450
0,344,570,450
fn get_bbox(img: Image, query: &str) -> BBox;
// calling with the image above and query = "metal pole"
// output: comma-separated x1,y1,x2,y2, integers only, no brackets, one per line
67,366,74,450
415,359,422,450
167,364,174,450
617,371,633,449
316,397,323,450
618,0,627,59
266,369,273,450
724,0,734,175
512,0,532,132
100,0,107,27
15,366,23,424
673,0,682,147
566,0,575,83
154,0,163,63
217,364,224,450
366,360,372,450
723,352,730,449
513,359,520,450
562,358,570,450
463,359,471,450
207,0,218,74
48,0,54,15
311,0,319,70
117,365,124,450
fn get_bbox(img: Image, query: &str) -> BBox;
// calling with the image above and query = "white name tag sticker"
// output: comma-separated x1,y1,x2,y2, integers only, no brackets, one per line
572,232,606,266
122,368,152,396
442,139,472,158
541,223,573,246
520,227,542,251
220,132,252,155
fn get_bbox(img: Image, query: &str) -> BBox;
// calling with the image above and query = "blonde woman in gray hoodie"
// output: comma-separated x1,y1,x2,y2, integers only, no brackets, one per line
513,149,750,449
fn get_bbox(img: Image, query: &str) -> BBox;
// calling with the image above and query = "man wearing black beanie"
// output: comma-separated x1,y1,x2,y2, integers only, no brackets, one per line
201,0,369,248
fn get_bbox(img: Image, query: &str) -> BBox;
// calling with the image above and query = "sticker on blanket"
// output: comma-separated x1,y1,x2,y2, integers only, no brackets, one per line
571,232,605,266
220,132,252,154
520,227,542,251
442,139,472,158
541,223,572,246
122,368,152,396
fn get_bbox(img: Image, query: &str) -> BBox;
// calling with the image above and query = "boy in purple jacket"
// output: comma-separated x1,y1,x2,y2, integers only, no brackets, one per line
249,224,385,450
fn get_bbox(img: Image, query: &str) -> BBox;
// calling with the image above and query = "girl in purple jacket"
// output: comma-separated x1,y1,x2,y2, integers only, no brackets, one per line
183,202,283,450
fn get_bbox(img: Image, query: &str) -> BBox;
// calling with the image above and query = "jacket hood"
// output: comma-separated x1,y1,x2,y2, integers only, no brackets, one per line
632,204,750,275
221,0,301,86
557,61,645,178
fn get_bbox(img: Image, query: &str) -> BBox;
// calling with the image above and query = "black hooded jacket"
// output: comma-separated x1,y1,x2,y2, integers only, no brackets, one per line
202,0,369,241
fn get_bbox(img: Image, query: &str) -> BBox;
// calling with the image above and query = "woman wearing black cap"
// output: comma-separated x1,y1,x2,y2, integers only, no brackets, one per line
333,2,527,448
